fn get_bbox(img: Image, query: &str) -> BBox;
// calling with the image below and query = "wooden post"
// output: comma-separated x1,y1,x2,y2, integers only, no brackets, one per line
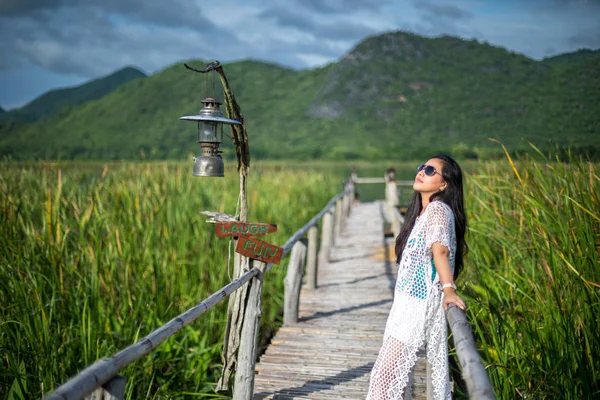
284,240,308,325
391,207,401,238
232,260,266,400
318,207,334,266
341,193,349,224
334,198,343,244
305,225,319,290
84,375,127,400
385,167,398,209
347,179,355,213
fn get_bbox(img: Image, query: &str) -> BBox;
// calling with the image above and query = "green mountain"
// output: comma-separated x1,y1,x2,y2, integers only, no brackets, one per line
0,66,146,125
542,48,599,67
1,31,598,161
0,107,5,114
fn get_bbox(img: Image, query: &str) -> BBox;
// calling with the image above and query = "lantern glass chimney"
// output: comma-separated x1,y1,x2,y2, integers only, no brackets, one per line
198,121,220,143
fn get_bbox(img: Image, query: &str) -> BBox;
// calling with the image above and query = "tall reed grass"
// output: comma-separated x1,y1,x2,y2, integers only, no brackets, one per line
463,150,599,398
3,155,598,399
0,161,338,399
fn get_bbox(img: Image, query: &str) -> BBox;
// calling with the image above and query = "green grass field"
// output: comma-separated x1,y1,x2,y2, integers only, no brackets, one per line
1,155,598,399
463,150,599,398
0,162,339,399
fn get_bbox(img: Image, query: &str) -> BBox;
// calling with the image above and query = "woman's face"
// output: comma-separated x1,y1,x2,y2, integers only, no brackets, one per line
413,158,447,195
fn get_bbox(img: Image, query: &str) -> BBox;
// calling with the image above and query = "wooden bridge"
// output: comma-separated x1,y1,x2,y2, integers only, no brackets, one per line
45,175,494,400
253,201,430,399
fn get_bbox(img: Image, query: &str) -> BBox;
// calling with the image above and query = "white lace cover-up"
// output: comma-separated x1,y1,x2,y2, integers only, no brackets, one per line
367,201,456,400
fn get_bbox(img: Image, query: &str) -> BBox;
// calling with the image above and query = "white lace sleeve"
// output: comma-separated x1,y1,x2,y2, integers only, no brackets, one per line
424,201,453,250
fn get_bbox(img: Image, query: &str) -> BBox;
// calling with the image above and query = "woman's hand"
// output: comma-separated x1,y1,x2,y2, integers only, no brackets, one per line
442,289,466,310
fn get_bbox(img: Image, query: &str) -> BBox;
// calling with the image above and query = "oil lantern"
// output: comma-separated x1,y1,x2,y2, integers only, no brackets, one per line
180,97,241,177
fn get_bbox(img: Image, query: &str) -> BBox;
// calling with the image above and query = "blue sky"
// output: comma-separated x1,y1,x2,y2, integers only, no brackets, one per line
0,0,599,110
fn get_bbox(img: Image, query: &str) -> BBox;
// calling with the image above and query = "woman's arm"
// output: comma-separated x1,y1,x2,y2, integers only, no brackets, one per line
432,242,466,310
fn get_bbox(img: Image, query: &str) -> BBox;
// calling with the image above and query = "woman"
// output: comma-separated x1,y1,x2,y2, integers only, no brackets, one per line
366,155,467,400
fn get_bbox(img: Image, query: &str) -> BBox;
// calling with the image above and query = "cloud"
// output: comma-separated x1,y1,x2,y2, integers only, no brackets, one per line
0,1,240,77
0,0,220,31
260,7,315,31
412,0,472,20
398,0,476,39
94,0,219,31
0,0,68,17
316,21,378,41
568,25,600,48
1,0,600,108
299,0,388,14
260,7,377,41
492,0,600,58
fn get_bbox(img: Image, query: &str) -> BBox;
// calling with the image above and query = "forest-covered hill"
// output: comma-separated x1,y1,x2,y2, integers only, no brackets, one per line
0,31,598,161
0,67,146,125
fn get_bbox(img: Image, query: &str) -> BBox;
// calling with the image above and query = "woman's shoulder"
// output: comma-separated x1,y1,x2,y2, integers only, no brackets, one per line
425,200,453,219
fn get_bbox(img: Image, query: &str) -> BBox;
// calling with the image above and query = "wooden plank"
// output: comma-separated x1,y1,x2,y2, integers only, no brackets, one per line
216,222,277,237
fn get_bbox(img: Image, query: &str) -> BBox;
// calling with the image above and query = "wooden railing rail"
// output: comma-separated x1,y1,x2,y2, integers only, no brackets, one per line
353,177,414,185
44,268,261,400
45,181,354,400
447,305,496,399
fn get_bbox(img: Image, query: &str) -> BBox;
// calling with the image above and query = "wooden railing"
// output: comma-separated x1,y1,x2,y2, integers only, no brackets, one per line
44,180,356,400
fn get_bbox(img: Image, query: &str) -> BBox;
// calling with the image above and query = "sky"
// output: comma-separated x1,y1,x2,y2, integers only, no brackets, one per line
0,0,599,110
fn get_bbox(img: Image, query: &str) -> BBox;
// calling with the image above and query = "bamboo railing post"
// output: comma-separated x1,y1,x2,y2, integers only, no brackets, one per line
385,167,398,209
446,305,496,399
283,239,308,325
232,260,266,400
391,207,402,238
318,207,334,266
334,198,343,244
84,375,126,400
341,193,349,224
347,179,355,214
305,226,319,289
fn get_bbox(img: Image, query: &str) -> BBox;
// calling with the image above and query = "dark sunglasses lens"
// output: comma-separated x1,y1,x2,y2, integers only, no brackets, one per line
417,164,436,176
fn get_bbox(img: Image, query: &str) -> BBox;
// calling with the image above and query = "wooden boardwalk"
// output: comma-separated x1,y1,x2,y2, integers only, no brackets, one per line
254,202,429,399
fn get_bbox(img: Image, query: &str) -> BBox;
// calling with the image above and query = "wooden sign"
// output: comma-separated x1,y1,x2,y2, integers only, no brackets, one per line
235,236,283,264
216,222,277,238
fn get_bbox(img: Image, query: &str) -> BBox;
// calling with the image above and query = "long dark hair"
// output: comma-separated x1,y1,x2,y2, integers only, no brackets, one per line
394,154,468,280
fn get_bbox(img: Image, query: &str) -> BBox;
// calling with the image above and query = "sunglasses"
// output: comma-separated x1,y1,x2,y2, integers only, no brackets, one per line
417,164,440,177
